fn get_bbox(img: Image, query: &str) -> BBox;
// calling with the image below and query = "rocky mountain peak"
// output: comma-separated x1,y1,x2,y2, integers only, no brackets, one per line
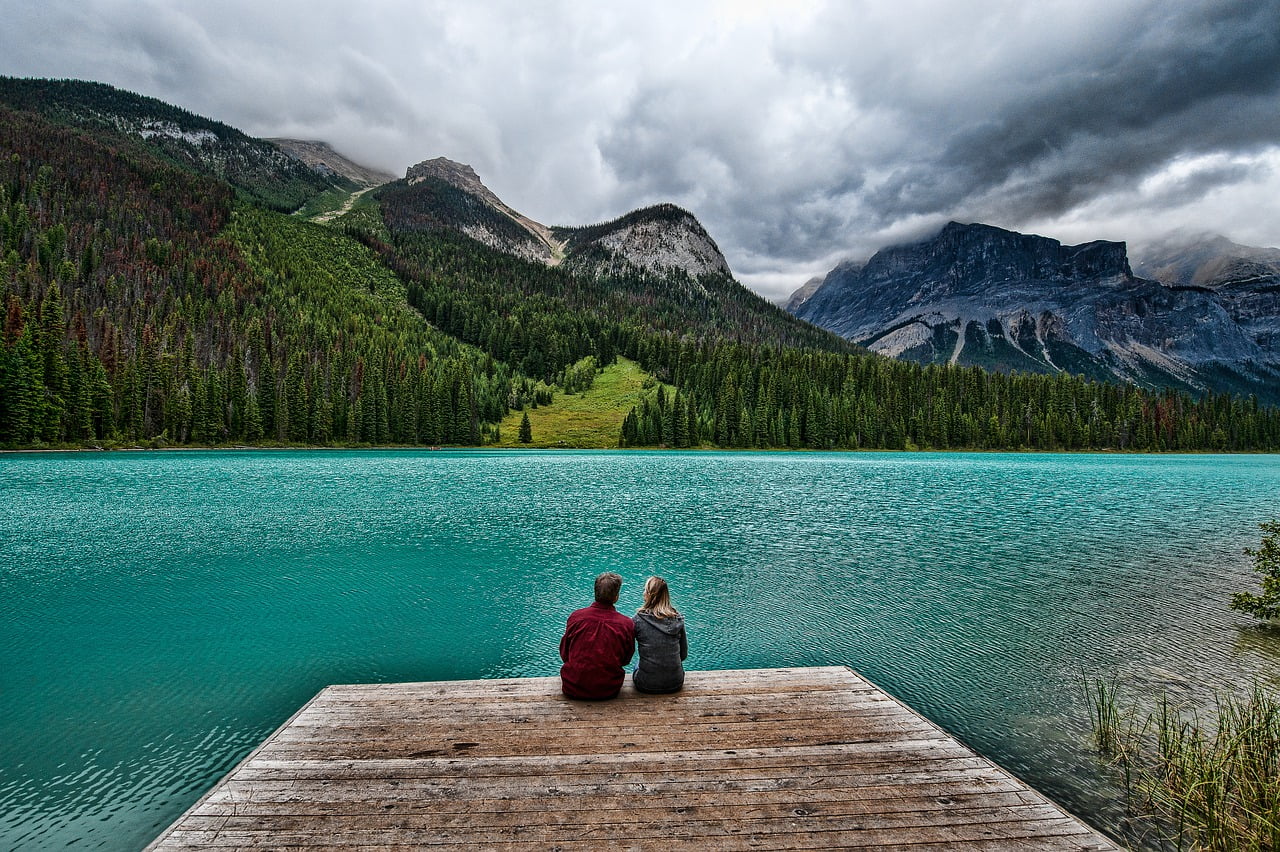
402,157,562,264
270,139,394,187
556,204,732,280
788,220,1280,401
904,221,1132,284
407,157,485,194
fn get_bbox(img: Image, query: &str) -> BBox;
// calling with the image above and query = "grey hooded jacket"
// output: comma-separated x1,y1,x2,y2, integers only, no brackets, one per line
632,612,688,693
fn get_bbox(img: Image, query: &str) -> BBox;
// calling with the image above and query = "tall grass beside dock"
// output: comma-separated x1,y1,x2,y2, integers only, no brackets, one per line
1085,679,1280,851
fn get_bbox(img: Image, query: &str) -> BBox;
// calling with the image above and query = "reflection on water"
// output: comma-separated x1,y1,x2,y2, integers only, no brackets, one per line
1,449,1277,850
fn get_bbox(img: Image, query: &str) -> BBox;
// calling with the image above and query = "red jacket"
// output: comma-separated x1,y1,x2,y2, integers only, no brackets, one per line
559,602,636,700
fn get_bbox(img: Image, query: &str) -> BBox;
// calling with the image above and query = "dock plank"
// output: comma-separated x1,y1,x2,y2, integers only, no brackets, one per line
147,666,1120,850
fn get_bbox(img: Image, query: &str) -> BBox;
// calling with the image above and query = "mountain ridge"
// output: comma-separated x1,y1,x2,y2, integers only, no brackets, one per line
269,138,394,188
398,157,737,285
374,160,850,356
789,221,1280,402
0,76,343,212
406,157,564,263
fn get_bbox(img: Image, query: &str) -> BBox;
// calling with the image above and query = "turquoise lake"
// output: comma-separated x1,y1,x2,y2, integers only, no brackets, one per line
2,449,1279,849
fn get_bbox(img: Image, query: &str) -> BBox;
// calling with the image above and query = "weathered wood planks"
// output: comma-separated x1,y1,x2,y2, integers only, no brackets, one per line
146,666,1120,850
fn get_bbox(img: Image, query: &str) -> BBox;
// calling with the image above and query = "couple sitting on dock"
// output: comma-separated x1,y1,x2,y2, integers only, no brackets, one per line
559,572,688,700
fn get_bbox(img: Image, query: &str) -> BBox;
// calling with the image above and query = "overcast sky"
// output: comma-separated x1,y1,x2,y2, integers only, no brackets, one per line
3,0,1279,301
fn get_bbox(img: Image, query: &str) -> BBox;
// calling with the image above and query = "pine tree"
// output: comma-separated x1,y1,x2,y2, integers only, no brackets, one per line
0,325,39,443
38,283,69,441
243,390,263,442
286,353,308,443
518,411,532,443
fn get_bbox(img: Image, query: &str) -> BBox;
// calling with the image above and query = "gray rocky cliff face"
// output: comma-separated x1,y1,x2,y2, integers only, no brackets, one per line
405,157,562,264
270,139,394,187
398,163,733,284
559,205,732,283
594,215,730,278
791,222,1280,401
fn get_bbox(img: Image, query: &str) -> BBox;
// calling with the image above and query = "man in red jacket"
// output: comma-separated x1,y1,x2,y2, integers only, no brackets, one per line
559,572,636,700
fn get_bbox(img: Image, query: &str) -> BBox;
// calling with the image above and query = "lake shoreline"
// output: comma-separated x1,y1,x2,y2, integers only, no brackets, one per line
2,443,1275,456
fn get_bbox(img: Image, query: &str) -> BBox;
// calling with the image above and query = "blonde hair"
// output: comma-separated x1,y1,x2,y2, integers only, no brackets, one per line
638,576,680,619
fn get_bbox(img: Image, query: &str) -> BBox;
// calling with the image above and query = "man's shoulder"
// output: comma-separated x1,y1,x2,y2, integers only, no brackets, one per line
568,604,634,629
566,605,595,623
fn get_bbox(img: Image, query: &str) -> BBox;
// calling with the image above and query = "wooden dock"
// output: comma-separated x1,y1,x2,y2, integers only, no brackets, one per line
147,666,1120,850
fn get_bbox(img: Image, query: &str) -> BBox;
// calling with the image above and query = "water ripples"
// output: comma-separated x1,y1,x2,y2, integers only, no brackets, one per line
1,449,1278,849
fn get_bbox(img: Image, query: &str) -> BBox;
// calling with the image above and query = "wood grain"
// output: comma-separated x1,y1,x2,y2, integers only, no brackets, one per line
146,666,1120,850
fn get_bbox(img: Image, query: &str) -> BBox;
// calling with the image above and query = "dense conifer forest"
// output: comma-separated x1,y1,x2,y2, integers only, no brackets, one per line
0,77,338,212
0,106,501,446
1,81,1278,452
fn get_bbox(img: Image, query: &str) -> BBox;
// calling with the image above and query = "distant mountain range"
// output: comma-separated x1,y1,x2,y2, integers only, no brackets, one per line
380,154,838,351
788,222,1280,403
1,74,1275,454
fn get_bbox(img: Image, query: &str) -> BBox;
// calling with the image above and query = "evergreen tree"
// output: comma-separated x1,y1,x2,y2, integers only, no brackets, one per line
1232,520,1280,621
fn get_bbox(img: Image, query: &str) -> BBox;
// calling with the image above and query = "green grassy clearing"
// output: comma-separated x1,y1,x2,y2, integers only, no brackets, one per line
292,185,353,219
494,357,671,448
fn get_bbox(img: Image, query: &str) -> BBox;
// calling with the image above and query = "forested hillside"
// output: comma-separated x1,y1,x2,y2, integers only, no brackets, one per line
0,77,343,212
1,79,1278,453
0,105,506,446
376,179,856,356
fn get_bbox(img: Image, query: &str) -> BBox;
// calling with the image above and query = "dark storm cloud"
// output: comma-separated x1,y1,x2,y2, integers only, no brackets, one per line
1,1,1278,300
856,0,1280,223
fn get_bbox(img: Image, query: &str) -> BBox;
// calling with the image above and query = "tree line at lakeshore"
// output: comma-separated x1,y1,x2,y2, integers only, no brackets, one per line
2,102,1279,453
615,340,1279,451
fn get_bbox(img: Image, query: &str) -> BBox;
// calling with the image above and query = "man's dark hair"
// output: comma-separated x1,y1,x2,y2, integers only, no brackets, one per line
594,572,623,605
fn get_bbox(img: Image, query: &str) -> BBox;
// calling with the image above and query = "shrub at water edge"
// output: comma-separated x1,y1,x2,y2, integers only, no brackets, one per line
1232,520,1280,621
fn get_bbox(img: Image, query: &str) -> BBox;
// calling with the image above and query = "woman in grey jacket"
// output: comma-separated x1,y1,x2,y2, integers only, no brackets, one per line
632,576,688,693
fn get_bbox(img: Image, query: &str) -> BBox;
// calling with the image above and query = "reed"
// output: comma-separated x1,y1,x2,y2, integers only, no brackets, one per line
1084,674,1123,757
1085,680,1280,851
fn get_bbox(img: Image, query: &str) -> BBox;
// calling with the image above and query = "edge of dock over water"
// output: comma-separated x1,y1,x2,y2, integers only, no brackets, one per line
147,666,1120,850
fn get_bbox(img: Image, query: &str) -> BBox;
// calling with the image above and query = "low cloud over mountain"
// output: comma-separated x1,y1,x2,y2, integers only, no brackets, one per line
3,1,1278,301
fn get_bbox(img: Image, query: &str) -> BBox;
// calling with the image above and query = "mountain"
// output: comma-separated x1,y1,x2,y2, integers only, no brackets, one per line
404,157,563,263
0,91,509,449
555,203,732,280
1135,233,1280,288
785,275,827,312
790,221,1280,402
1136,234,1280,357
376,159,840,351
2,77,1276,454
268,139,394,188
396,158,738,284
0,77,343,211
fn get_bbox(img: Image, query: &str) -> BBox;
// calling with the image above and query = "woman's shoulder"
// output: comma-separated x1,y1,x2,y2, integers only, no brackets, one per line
635,610,683,625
